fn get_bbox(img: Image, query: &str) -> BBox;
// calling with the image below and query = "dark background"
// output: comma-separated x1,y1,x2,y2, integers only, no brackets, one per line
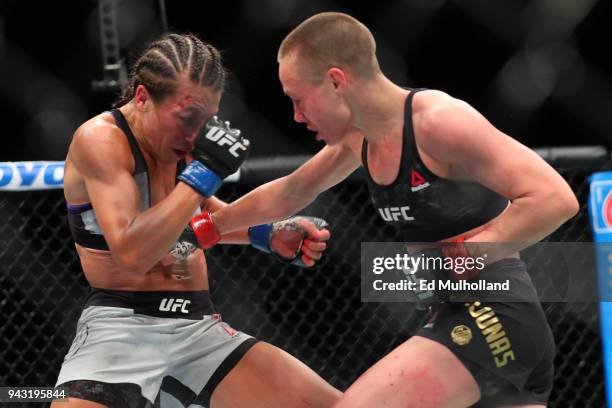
1,0,611,162
0,2,608,405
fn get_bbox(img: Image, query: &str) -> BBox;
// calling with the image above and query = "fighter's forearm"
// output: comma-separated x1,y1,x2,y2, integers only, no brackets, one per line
217,230,250,244
213,176,316,235
111,183,203,274
465,192,578,261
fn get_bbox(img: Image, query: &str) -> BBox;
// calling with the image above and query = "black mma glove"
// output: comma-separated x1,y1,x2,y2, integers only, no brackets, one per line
178,115,250,197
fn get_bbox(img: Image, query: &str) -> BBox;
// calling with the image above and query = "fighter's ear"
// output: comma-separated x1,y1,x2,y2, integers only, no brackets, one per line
327,67,348,92
134,84,153,109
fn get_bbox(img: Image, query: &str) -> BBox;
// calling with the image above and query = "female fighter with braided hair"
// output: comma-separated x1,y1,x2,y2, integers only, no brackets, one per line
52,33,340,408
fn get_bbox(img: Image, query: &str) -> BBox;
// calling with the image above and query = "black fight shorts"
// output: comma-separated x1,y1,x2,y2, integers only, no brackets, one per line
417,259,555,406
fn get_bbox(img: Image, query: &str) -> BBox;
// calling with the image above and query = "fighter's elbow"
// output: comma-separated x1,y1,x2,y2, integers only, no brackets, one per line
548,187,579,224
560,191,580,221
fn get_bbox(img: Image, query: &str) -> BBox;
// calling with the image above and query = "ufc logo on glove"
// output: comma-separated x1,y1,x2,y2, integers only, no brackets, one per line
204,122,249,158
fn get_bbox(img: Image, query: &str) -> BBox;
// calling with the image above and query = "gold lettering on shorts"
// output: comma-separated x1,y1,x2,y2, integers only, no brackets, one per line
465,301,516,368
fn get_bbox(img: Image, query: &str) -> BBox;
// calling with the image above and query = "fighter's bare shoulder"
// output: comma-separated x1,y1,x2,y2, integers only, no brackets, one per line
411,89,475,132
69,112,134,178
411,89,496,161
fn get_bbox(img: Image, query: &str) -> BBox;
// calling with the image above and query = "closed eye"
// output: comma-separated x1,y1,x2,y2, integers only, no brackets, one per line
180,116,199,129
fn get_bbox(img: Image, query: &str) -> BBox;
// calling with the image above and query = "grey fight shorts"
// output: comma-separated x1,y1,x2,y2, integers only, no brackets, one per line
55,288,258,407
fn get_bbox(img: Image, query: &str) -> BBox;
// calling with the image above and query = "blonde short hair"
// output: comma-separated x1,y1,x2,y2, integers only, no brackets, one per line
278,12,380,82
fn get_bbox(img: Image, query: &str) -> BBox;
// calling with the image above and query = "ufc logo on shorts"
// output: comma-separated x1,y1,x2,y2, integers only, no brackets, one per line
205,127,248,158
378,206,414,222
159,298,191,314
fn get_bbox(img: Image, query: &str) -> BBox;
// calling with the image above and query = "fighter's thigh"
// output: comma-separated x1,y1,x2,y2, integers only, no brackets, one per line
333,336,480,408
210,341,341,408
50,398,107,408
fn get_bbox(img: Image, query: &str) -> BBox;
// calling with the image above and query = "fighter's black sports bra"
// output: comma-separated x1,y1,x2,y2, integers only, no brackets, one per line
362,89,508,242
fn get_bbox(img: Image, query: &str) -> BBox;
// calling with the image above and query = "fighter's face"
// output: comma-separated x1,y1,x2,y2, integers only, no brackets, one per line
141,80,221,163
279,55,351,146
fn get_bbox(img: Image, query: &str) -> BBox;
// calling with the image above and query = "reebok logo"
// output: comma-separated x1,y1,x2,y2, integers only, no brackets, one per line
410,169,430,192
159,298,191,314
205,127,248,158
378,206,414,222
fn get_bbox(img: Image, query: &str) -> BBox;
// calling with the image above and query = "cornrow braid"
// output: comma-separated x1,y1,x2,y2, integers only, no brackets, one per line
114,33,226,107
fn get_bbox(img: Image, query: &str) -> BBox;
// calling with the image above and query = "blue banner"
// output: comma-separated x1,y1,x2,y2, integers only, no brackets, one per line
588,171,612,407
0,161,64,191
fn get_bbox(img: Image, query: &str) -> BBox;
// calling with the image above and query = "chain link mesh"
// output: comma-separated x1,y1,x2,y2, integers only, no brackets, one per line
0,168,605,407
